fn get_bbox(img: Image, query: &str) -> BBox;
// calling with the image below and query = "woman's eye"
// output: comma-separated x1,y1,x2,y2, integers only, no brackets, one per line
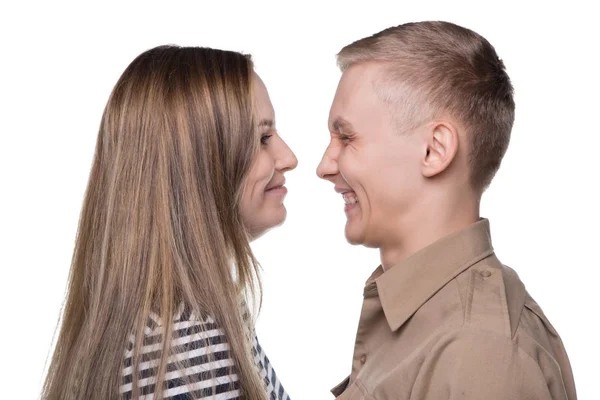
261,134,273,145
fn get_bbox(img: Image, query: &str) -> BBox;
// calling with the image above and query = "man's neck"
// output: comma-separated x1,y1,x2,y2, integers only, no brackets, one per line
380,197,480,271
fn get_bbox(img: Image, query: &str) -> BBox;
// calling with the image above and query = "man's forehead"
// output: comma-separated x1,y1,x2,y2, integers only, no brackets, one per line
337,63,371,93
328,63,381,128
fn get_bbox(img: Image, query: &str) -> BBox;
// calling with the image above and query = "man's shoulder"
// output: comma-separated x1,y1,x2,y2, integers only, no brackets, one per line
450,258,567,373
451,255,529,337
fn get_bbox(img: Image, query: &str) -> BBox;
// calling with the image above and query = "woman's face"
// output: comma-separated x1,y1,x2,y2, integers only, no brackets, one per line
239,73,298,240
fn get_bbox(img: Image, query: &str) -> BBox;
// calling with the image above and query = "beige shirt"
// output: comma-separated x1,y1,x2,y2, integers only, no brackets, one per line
332,219,576,400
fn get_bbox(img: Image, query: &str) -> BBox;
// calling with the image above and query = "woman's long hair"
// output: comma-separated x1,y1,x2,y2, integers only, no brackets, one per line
42,45,266,400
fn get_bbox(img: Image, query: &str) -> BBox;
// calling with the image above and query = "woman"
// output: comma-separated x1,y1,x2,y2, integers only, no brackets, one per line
42,45,297,400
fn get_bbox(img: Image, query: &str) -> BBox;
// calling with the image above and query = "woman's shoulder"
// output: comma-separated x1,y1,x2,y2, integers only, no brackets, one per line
120,303,240,399
120,302,290,400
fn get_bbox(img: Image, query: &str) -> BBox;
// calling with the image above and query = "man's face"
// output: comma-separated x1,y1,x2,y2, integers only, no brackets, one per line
316,62,425,248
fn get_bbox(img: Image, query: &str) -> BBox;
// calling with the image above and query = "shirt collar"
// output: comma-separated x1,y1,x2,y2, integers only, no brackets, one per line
374,218,494,331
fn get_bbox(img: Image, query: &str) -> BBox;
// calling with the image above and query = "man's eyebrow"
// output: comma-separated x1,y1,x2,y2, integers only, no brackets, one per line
259,119,274,128
330,117,354,133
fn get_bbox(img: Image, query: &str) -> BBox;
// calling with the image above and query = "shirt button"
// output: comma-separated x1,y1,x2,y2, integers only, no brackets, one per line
480,270,492,278
360,355,367,364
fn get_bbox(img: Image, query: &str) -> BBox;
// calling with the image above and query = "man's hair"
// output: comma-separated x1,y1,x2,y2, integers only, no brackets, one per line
337,21,515,191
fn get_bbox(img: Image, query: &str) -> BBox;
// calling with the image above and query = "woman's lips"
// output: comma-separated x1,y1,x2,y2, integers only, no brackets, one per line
265,185,287,195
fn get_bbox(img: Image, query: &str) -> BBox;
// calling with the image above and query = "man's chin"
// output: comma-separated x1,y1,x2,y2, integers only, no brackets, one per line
345,224,380,248
344,224,365,246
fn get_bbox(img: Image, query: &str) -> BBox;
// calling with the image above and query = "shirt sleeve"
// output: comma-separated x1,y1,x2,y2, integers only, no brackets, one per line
410,329,568,400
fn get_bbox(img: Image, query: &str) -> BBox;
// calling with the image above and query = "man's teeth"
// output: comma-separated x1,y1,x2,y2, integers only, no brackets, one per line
343,194,359,204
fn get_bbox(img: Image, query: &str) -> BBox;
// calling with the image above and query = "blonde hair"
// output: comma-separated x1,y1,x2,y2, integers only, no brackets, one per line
42,45,267,399
337,21,515,191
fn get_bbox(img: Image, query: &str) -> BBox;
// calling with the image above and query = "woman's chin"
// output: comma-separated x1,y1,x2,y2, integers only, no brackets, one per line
246,207,287,241
265,209,287,232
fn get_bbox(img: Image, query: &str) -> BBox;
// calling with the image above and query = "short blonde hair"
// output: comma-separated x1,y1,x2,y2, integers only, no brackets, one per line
338,21,515,191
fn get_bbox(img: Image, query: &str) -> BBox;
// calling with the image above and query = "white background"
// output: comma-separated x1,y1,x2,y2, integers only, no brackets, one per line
1,1,598,399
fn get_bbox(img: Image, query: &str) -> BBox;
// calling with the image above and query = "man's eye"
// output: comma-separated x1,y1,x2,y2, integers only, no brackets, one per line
261,134,273,145
340,134,351,144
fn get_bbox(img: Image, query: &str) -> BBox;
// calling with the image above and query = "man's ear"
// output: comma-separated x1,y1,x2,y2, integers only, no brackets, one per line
422,121,459,178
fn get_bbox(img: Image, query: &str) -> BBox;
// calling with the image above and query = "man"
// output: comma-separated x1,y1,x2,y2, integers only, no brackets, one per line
317,21,576,399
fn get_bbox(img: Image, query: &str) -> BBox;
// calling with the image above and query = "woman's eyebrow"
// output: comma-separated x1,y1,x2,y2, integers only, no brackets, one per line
259,119,274,128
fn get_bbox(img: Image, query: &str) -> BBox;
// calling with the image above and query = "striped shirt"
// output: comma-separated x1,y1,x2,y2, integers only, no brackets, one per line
120,304,290,400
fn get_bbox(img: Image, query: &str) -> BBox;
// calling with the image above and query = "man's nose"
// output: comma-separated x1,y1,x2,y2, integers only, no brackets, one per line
316,146,339,181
